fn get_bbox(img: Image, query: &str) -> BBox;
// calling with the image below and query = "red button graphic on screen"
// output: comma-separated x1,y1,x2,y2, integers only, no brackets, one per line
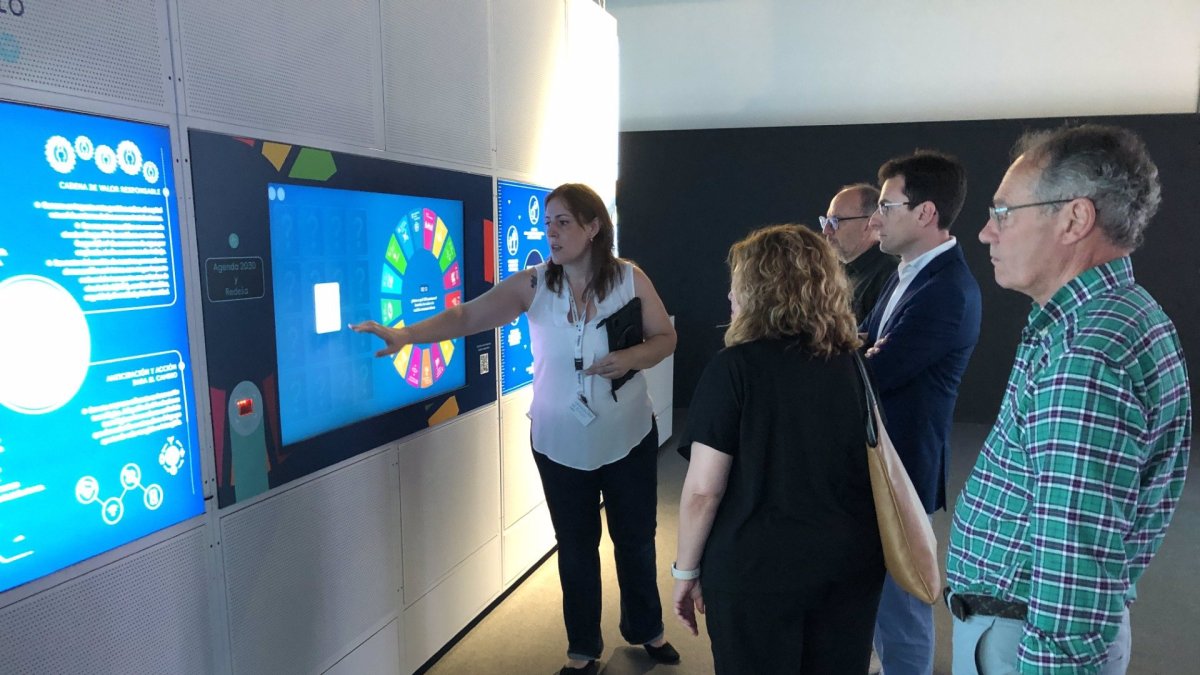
236,398,254,416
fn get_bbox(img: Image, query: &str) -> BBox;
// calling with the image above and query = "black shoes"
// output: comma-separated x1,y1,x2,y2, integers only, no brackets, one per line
643,641,681,664
556,642,679,674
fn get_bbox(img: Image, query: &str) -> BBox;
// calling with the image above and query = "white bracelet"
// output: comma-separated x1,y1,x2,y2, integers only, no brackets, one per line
671,562,700,580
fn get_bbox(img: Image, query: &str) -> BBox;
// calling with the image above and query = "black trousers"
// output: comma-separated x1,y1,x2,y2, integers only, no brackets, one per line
532,420,663,661
704,566,884,675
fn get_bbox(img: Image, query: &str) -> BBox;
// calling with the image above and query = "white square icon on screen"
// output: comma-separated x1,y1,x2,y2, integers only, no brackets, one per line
313,282,341,334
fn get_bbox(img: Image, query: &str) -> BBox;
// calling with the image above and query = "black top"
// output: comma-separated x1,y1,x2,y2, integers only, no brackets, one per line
680,338,883,593
846,244,899,323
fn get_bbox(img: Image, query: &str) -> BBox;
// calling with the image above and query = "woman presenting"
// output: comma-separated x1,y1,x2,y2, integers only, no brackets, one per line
353,183,678,675
672,224,884,674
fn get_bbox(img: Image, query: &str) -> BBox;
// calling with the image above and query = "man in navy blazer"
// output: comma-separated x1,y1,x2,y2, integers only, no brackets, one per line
862,151,982,675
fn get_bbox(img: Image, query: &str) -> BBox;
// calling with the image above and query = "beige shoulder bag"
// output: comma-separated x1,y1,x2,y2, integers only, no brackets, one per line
853,352,941,605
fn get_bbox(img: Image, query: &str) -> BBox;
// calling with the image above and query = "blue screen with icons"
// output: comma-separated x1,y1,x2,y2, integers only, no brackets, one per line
0,100,203,593
496,180,552,395
268,183,467,445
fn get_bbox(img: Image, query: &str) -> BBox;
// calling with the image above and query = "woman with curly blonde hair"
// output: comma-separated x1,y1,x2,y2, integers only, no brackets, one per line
671,224,885,674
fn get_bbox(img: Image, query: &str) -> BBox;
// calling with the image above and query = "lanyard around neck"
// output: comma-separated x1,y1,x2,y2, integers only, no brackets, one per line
566,283,590,405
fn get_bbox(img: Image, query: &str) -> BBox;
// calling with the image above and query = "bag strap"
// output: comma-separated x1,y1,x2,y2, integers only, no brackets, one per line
852,351,879,447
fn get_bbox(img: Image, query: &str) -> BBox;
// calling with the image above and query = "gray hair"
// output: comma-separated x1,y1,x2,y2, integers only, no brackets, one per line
839,183,881,217
1014,124,1161,250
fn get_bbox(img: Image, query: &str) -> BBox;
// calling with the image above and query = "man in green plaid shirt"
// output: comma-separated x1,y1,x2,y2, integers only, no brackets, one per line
946,124,1191,674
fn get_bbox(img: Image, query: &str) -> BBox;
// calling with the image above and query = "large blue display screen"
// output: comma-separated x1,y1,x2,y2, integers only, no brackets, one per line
497,180,551,395
268,184,466,445
0,101,203,593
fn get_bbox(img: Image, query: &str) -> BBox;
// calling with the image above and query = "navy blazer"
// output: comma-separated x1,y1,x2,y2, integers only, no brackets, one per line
861,242,981,512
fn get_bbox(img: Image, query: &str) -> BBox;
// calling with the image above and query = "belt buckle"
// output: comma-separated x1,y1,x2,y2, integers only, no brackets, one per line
947,592,971,621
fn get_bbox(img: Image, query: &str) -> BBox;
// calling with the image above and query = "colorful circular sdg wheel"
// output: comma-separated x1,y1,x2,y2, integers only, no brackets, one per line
379,207,463,388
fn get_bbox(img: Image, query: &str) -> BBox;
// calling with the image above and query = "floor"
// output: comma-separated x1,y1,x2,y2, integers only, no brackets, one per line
424,413,1200,674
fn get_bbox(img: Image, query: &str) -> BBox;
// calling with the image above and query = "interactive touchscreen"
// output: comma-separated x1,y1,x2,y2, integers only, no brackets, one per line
268,184,467,445
497,180,551,395
0,101,202,593
191,130,495,507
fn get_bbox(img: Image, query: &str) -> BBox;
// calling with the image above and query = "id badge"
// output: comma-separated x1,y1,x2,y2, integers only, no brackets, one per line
568,397,597,427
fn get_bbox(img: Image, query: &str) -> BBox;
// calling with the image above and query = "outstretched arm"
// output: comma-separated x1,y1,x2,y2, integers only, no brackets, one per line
351,267,537,356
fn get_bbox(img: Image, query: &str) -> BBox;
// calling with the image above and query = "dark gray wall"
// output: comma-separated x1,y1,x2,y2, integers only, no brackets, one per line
618,114,1198,423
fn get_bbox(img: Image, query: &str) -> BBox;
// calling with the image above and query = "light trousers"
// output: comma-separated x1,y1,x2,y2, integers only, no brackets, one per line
950,607,1131,674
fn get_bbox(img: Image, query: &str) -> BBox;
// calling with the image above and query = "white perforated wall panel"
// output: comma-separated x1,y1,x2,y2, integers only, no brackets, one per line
492,0,566,179
398,408,500,605
176,0,383,147
0,527,214,674
325,619,401,675
503,501,554,585
221,451,399,675
402,537,501,673
382,0,492,168
0,0,171,110
500,388,542,529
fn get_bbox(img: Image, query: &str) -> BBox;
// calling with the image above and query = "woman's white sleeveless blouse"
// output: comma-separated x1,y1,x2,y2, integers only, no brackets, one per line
527,262,653,470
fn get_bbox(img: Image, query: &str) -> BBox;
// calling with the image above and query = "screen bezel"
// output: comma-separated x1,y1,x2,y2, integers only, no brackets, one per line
266,182,469,445
188,130,496,508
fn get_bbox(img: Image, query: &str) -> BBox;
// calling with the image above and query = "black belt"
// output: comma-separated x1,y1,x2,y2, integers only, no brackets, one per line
944,587,1027,621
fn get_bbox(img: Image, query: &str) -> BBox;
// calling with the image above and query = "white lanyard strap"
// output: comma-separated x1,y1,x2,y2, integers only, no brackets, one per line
566,285,589,405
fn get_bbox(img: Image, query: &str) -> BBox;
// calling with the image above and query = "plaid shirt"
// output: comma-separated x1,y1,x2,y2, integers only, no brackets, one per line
947,257,1191,674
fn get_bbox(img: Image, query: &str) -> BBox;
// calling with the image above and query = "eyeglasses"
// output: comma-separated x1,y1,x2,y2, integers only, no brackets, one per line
988,198,1079,224
818,214,869,232
876,200,912,216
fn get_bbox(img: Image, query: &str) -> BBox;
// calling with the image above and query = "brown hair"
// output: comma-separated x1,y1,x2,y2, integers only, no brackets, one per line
543,183,622,302
724,224,861,356
877,150,967,231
